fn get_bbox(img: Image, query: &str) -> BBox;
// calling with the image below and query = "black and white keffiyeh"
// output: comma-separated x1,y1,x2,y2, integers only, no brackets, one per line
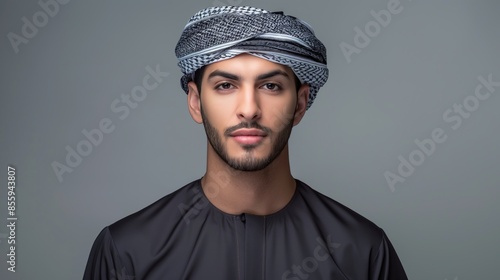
175,6,329,109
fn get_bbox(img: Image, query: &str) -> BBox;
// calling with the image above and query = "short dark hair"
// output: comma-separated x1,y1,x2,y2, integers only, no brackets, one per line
192,66,302,95
193,66,207,95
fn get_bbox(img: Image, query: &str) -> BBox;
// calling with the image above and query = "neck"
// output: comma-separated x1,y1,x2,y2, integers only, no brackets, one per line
200,144,296,216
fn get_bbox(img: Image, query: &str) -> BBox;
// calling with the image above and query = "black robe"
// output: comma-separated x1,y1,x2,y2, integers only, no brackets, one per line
83,179,407,279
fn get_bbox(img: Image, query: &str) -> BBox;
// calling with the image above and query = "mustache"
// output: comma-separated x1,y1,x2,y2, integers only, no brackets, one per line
224,122,271,136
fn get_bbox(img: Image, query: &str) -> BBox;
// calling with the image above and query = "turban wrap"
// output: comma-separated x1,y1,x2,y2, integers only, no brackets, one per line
175,6,329,109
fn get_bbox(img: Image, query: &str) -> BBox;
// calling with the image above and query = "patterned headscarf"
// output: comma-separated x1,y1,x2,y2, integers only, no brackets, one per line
175,6,329,109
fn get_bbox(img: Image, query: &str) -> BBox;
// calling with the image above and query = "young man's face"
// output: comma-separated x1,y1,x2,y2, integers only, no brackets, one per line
187,54,309,171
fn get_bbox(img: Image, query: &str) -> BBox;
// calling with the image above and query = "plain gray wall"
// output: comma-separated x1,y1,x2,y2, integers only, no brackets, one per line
1,0,499,279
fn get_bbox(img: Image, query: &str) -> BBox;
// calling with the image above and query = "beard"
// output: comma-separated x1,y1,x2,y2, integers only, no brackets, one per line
200,105,294,172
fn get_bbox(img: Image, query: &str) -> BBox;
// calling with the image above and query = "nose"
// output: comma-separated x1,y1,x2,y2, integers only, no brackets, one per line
236,86,261,122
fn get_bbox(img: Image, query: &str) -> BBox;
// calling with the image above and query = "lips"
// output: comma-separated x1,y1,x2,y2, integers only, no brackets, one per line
230,129,267,145
230,129,267,137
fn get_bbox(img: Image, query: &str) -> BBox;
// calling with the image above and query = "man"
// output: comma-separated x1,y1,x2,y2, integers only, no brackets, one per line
84,6,407,279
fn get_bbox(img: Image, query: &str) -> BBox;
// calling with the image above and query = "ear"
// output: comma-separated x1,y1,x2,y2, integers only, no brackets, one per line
187,81,203,124
292,84,309,126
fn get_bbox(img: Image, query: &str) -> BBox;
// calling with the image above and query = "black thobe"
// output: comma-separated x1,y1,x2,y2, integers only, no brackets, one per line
83,179,407,279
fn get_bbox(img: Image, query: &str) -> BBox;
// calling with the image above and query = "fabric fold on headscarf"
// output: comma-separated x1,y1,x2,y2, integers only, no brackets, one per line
175,6,329,109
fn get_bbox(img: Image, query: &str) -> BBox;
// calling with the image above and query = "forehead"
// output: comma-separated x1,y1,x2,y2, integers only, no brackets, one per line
204,54,295,78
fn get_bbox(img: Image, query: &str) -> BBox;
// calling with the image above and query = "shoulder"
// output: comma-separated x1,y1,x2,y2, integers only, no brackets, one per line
295,180,385,246
294,180,408,278
84,179,203,277
106,179,201,248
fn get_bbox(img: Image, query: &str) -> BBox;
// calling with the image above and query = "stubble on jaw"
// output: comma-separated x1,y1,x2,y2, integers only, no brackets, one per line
200,105,294,172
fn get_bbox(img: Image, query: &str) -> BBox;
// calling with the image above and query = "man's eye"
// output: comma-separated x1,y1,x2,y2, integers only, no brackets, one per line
215,82,234,90
262,83,281,91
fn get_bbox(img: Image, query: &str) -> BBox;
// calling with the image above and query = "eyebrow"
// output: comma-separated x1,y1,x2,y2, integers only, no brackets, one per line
207,69,291,82
207,70,239,81
257,70,291,80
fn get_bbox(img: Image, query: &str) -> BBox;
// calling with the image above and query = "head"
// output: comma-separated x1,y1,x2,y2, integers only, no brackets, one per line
175,6,328,171
187,54,310,171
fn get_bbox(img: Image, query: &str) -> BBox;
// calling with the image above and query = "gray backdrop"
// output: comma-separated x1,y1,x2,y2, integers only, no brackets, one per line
1,0,499,279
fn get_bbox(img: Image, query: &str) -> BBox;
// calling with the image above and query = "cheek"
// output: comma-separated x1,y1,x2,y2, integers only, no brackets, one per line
264,100,296,131
201,96,235,129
